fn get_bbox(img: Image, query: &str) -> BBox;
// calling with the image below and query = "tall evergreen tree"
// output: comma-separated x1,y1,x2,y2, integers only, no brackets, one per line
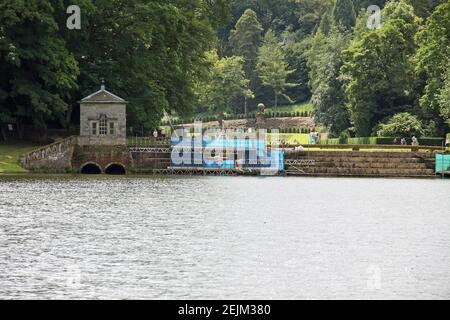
319,11,332,34
229,9,263,89
332,0,357,30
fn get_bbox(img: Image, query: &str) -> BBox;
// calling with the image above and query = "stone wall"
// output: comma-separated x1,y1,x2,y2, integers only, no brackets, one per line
20,136,78,173
77,135,126,146
80,103,126,144
72,145,133,173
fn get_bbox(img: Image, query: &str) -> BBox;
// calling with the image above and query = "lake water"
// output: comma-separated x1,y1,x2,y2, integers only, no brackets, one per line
0,175,449,300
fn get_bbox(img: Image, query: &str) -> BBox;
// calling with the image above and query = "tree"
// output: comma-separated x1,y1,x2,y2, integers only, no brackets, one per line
438,64,450,126
1,0,234,138
341,0,421,136
289,0,334,35
319,11,332,34
66,0,234,130
283,36,312,104
377,112,424,137
229,9,263,87
307,27,351,136
197,51,253,120
257,30,297,108
0,0,79,138
409,0,446,18
415,0,450,133
332,0,356,30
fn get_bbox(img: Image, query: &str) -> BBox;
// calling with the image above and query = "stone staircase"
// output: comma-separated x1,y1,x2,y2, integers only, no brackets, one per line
285,150,436,178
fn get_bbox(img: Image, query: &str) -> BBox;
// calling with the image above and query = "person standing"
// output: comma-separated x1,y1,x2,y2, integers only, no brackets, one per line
309,130,315,144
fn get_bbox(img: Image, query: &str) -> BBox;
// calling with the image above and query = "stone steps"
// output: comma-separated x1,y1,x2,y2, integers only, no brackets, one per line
285,171,436,178
285,151,435,159
284,150,436,177
286,167,435,175
286,162,429,169
287,157,427,164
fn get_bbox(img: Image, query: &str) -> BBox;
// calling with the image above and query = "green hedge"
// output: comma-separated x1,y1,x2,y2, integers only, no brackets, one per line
418,137,445,146
320,136,445,146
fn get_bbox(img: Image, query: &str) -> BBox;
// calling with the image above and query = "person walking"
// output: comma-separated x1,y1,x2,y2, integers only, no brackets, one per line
411,136,419,146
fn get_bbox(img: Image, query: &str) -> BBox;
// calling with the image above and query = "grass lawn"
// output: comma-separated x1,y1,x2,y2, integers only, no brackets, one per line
0,143,42,173
265,101,314,114
268,133,310,145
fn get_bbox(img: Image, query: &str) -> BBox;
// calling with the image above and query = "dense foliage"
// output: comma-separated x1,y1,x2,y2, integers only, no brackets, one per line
257,30,297,108
0,0,232,136
377,112,424,137
197,50,252,117
1,0,449,140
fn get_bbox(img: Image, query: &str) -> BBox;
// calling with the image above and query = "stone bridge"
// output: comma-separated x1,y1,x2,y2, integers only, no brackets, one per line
20,138,170,174
71,145,133,174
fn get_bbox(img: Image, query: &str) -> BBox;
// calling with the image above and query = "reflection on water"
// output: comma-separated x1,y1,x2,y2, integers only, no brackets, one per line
0,175,449,299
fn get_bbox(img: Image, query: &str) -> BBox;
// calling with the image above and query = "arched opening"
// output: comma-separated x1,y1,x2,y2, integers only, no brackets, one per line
105,164,126,175
81,163,102,174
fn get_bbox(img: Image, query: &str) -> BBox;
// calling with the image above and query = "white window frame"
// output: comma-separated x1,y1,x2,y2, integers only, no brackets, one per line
99,117,108,135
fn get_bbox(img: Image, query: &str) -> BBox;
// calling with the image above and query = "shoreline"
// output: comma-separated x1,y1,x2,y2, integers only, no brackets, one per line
0,172,444,180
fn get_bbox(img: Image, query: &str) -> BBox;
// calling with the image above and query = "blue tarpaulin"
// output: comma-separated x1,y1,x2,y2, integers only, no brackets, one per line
436,154,450,174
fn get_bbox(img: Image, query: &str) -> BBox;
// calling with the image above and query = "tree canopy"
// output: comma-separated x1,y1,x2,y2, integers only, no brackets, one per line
377,112,424,137
0,0,233,134
341,0,421,136
257,30,297,108
1,0,449,140
197,50,252,117
415,0,450,129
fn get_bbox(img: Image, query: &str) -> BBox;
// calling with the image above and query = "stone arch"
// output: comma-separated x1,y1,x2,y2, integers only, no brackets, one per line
80,162,102,174
104,163,126,175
